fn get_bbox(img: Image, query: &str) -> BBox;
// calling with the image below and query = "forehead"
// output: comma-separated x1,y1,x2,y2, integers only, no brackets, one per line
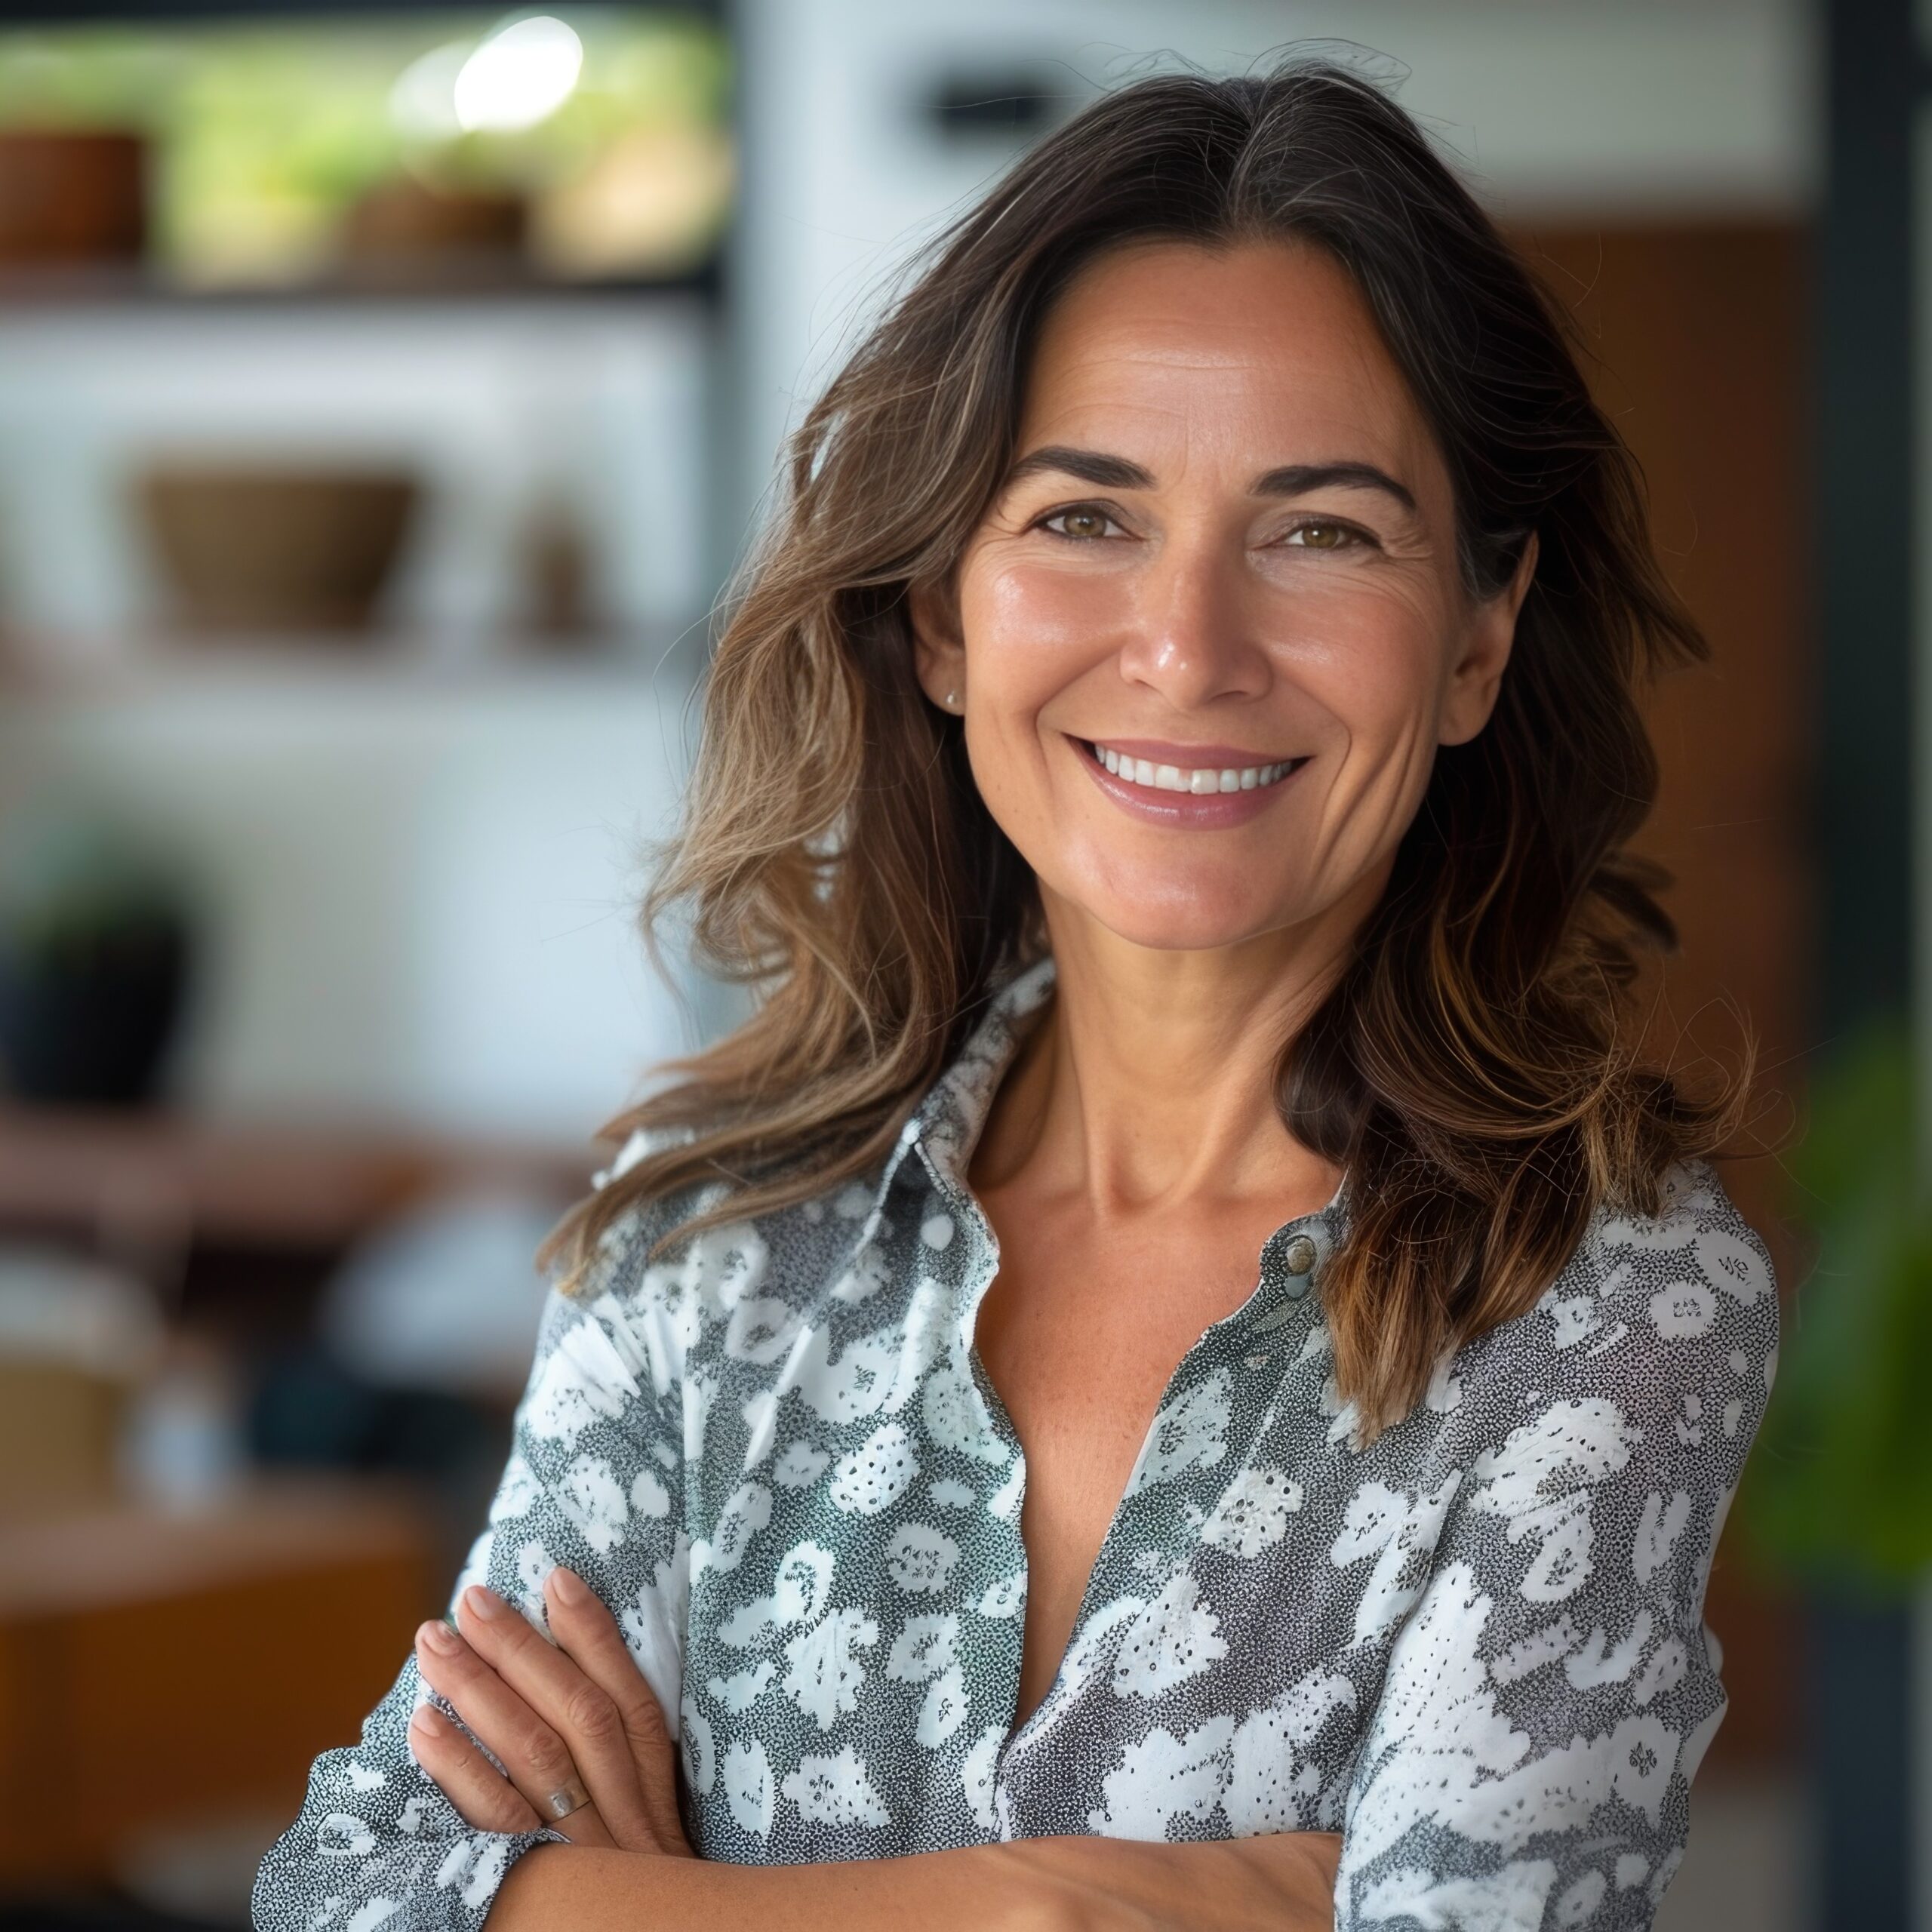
1017,237,1437,483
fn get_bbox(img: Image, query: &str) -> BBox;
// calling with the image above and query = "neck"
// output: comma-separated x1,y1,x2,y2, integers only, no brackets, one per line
972,885,1369,1218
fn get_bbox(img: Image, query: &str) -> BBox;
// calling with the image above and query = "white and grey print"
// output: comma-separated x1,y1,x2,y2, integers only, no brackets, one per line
253,950,1778,1932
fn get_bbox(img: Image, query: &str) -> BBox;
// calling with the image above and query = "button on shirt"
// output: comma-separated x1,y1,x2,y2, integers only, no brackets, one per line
254,950,1779,1932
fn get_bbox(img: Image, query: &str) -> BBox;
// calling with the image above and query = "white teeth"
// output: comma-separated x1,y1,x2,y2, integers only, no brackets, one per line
1088,740,1297,795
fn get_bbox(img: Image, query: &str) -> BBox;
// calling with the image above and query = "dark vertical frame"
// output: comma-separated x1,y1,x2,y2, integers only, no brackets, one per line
1820,0,1915,1029
1814,0,1919,1926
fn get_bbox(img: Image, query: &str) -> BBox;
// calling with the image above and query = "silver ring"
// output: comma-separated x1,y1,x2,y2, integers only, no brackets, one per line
543,1774,592,1821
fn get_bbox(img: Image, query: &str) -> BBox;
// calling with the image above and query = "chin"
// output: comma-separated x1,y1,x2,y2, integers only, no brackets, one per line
1069,881,1294,955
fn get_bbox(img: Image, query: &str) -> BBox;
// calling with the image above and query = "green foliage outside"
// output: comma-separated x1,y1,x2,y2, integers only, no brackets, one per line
0,10,731,285
1739,1017,1932,1592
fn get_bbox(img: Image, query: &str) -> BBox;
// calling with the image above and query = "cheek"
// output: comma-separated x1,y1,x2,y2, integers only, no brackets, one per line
1286,585,1454,755
964,558,1125,698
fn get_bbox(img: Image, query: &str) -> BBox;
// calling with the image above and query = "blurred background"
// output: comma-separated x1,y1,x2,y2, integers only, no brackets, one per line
0,0,1913,1927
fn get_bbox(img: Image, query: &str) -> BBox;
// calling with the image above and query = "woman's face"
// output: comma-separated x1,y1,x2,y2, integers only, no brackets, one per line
912,237,1537,958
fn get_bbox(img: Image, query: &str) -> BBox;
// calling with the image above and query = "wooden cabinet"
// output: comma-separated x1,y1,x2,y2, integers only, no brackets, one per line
0,1481,436,1886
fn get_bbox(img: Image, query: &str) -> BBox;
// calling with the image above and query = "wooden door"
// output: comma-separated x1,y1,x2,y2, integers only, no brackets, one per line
1504,220,1812,1767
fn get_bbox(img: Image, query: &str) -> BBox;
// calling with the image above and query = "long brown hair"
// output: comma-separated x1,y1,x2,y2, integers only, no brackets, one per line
539,51,1752,1441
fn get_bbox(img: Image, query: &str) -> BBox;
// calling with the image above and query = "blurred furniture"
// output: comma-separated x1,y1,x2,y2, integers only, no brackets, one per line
0,1246,160,1512
0,1100,585,1255
0,1365,122,1514
137,464,420,634
0,1478,435,1887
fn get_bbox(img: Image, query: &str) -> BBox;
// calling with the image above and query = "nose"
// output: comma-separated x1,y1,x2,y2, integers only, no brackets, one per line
1113,526,1271,709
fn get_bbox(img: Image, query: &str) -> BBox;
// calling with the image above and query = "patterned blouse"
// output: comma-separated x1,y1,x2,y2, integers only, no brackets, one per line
254,950,1778,1932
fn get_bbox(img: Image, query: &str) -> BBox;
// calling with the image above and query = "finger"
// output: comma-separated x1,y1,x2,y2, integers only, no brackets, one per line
414,1618,617,1847
544,1565,691,1855
450,1589,656,1848
407,1701,542,1835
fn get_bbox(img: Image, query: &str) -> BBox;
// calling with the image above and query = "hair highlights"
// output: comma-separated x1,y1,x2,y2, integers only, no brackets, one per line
537,53,1752,1442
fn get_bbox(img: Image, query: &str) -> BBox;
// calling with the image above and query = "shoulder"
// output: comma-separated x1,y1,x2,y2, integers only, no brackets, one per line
1445,1158,1779,1481
1558,1156,1778,1367
572,1128,909,1374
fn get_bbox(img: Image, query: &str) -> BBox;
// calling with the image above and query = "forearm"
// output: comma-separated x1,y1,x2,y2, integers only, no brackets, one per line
488,1831,1340,1932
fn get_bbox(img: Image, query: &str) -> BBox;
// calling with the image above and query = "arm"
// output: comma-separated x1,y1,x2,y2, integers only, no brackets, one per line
252,1186,694,1932
492,1831,1340,1931
256,1157,1340,1932
1331,1164,1780,1930
408,1563,1343,1931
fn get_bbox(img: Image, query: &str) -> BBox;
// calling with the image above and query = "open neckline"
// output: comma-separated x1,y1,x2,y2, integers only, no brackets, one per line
925,1154,1341,1785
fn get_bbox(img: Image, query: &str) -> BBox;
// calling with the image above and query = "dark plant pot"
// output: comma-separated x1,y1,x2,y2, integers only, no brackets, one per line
0,916,190,1105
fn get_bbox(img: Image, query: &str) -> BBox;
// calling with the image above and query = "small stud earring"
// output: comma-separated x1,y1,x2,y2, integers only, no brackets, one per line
944,688,959,709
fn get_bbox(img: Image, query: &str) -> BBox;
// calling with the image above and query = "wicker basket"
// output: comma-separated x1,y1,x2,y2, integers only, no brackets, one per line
136,464,420,635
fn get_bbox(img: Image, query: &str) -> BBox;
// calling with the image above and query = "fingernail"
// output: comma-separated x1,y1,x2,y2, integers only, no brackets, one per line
463,1585,503,1621
549,1566,586,1606
418,1619,459,1654
411,1703,447,1736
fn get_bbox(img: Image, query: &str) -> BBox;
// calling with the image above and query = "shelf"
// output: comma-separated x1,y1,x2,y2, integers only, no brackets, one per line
0,629,704,700
0,0,724,22
0,1099,593,1250
0,253,723,312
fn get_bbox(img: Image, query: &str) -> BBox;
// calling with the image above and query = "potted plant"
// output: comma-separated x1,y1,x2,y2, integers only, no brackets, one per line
0,803,198,1106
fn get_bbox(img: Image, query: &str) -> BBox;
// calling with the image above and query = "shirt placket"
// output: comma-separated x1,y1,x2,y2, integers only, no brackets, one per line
904,1120,1034,1809
983,1205,1340,1832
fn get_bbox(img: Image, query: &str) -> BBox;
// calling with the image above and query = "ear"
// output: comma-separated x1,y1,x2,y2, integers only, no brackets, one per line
1438,529,1539,748
908,577,968,712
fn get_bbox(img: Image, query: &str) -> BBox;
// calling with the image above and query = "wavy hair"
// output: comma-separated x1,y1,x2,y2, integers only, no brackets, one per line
537,51,1752,1441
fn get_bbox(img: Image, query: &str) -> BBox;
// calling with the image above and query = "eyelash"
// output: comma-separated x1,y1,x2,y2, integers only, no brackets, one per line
1032,503,1376,551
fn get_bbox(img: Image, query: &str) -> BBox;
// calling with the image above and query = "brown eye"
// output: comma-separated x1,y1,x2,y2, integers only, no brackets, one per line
1286,521,1361,551
1042,507,1116,541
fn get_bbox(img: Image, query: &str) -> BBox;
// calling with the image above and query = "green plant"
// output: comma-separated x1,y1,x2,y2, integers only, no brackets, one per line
1740,1015,1932,1588
0,805,191,957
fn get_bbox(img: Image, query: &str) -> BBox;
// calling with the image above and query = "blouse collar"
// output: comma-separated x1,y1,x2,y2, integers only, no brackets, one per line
881,950,1351,1291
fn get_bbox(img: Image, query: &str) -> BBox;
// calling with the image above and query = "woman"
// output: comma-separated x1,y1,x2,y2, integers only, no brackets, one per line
255,54,1776,1932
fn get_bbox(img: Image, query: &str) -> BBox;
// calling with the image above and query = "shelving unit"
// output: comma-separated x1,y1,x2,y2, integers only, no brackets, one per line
0,257,724,309
0,1097,587,1251
0,628,703,693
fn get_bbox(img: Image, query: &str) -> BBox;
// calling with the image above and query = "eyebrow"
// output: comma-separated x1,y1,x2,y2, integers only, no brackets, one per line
999,444,1419,514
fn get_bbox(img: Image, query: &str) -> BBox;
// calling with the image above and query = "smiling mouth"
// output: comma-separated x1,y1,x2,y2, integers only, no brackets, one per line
1078,738,1310,795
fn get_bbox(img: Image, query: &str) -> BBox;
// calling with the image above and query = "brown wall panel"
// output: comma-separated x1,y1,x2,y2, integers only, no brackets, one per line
1509,220,1814,1767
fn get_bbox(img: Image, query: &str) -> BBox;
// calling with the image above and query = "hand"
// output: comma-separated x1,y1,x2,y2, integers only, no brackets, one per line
407,1565,694,1857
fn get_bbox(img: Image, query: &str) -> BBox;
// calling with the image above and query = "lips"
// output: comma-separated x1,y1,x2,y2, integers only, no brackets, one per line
1067,731,1309,828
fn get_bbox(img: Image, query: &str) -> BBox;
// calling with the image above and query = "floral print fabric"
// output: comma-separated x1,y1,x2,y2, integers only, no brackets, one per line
253,950,1778,1932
